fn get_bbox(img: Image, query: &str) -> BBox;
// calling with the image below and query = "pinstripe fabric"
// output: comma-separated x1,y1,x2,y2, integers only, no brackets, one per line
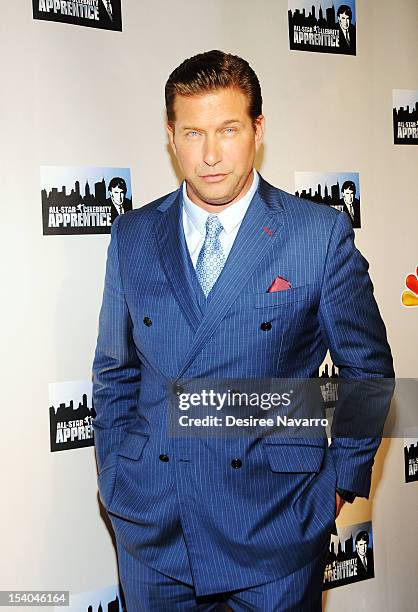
92,175,394,601
117,533,329,611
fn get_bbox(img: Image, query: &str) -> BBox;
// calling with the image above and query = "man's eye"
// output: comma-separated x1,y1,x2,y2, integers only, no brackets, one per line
186,131,200,137
224,128,236,135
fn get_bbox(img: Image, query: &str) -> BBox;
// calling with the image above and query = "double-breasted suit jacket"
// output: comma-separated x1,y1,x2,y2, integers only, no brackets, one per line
92,175,394,596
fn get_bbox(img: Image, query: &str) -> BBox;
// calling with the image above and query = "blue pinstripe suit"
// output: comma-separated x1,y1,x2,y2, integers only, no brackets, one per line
92,175,394,602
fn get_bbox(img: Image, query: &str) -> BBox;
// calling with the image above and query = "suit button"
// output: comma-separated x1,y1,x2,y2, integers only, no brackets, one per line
260,321,272,331
173,384,184,396
143,316,152,327
231,458,242,469
159,454,169,462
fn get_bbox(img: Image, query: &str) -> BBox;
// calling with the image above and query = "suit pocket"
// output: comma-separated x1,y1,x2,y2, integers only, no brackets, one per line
98,431,150,510
263,443,325,473
117,430,150,460
254,285,311,308
262,443,336,539
287,446,337,539
261,443,329,543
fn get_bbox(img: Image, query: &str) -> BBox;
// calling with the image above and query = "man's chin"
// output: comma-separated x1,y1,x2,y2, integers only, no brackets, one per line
196,190,237,206
190,181,237,206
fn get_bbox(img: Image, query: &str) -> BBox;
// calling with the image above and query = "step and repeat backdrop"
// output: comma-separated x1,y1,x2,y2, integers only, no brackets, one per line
1,1,417,610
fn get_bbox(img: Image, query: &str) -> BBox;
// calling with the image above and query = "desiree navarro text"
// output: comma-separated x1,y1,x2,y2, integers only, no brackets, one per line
177,415,329,428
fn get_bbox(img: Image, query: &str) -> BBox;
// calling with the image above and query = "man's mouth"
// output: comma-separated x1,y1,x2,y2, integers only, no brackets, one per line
200,173,229,183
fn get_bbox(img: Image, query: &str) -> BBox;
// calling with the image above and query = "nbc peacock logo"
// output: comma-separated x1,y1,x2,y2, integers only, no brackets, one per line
401,266,418,307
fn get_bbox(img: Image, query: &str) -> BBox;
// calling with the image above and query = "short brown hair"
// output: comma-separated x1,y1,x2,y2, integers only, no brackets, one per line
165,50,262,127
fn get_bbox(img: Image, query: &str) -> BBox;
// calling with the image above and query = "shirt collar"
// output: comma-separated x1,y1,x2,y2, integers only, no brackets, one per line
182,169,259,236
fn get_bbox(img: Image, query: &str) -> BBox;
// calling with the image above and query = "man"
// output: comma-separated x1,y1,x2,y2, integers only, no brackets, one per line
339,180,361,228
105,176,132,224
337,5,356,55
92,50,393,610
101,0,113,21
354,530,375,579
100,0,122,29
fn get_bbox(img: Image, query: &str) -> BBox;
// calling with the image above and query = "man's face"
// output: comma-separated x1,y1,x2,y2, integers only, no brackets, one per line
110,186,125,206
356,539,367,555
342,188,354,205
338,12,350,31
166,87,264,211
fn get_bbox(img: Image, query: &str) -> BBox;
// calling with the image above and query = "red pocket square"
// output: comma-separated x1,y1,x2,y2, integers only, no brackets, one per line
268,276,292,292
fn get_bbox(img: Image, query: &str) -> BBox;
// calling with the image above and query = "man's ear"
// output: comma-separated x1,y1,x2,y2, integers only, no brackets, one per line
254,114,265,151
166,122,176,155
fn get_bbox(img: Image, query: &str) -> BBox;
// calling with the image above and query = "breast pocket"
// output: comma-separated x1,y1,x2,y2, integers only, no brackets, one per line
253,284,319,369
253,285,312,308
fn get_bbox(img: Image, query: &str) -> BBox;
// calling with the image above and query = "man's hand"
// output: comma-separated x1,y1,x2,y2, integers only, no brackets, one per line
335,491,346,518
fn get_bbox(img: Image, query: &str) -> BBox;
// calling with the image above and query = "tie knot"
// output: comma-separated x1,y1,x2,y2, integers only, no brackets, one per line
205,214,223,240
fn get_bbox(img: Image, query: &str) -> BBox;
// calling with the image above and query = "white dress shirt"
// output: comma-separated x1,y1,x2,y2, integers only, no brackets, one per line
182,169,260,268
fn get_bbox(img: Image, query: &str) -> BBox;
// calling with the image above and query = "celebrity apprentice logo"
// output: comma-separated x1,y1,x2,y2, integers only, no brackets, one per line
40,166,133,235
401,266,418,307
323,521,375,590
404,431,418,483
32,0,122,31
294,171,361,229
49,380,96,452
393,90,418,145
288,0,357,56
69,583,125,610
37,0,100,20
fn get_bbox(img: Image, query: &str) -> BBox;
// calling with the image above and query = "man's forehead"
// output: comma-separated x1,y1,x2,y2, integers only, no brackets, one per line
173,88,249,119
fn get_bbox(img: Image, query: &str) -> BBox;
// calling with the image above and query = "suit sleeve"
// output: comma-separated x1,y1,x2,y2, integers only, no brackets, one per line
92,215,141,472
318,211,395,498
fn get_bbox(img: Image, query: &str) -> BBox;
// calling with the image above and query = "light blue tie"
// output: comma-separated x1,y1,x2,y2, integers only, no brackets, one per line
196,214,226,297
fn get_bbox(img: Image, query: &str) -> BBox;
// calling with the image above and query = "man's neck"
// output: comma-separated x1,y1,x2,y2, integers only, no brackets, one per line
185,169,256,214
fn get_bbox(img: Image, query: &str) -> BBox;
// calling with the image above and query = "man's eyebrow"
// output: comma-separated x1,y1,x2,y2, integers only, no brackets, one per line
181,119,243,131
219,119,242,126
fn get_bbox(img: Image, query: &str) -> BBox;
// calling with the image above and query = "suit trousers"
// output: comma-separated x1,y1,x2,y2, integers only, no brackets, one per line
117,532,331,612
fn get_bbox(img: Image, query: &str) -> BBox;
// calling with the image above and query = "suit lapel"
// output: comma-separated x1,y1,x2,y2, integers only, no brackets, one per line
156,175,285,381
155,190,204,332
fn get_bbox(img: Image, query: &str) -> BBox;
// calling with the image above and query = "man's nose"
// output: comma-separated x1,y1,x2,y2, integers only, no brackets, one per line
202,135,222,166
